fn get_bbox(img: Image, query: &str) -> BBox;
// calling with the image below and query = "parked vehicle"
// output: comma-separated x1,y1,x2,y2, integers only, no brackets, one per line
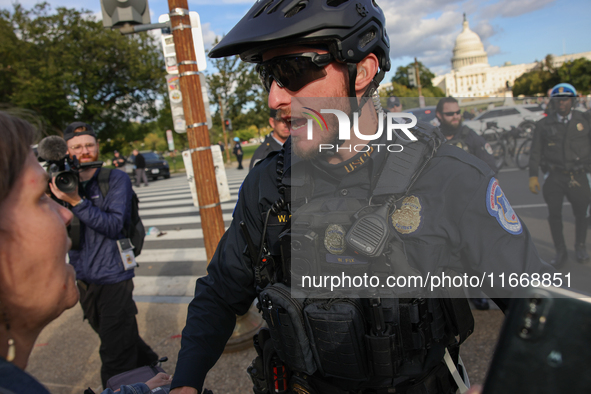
404,106,438,124
126,151,170,181
142,151,170,180
463,104,545,135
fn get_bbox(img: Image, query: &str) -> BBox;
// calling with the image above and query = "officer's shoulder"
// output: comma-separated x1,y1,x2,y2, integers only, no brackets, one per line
461,124,477,134
248,148,282,180
536,113,553,126
432,144,494,178
573,109,590,123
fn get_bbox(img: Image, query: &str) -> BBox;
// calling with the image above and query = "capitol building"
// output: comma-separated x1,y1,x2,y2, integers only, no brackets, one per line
431,15,591,97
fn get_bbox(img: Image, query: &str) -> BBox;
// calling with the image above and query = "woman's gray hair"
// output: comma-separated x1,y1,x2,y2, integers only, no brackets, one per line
0,112,36,206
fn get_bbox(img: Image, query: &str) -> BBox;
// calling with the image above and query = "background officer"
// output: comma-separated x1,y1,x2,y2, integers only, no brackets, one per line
112,150,127,169
436,97,498,174
529,83,591,266
249,109,289,171
232,137,244,169
386,96,402,112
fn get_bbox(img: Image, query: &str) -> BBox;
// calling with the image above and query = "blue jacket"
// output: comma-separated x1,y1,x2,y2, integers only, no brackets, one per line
68,168,134,285
0,356,153,394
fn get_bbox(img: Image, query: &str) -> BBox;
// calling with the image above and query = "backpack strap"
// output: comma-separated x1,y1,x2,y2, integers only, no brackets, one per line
98,168,112,199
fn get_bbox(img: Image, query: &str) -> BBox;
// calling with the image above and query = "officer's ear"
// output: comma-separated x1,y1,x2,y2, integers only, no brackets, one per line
355,54,378,95
436,111,442,121
269,117,275,128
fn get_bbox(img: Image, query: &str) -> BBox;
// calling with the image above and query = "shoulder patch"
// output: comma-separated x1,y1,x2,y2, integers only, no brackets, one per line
486,178,522,235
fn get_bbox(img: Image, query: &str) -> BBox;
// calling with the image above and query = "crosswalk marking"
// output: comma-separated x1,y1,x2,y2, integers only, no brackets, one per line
142,213,234,227
144,228,226,242
137,247,207,263
132,169,248,296
140,203,237,217
139,193,238,203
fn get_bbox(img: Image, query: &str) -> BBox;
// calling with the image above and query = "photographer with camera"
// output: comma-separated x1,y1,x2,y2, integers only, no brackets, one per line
0,113,172,393
48,122,159,388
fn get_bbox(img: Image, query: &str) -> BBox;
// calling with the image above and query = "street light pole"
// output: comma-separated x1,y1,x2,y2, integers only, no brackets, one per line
168,0,225,260
218,95,232,164
414,57,425,108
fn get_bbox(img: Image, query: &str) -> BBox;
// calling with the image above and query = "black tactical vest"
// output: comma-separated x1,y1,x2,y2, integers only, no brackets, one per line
251,122,474,389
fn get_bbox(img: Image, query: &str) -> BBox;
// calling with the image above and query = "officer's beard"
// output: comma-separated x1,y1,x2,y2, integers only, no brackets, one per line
287,96,351,161
439,118,462,137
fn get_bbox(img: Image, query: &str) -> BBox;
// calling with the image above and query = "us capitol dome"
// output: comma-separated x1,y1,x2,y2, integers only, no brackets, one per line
451,14,489,70
432,14,591,98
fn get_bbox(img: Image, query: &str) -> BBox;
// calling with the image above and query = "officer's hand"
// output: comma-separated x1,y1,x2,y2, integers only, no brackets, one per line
145,372,172,390
49,177,81,206
466,385,482,394
170,387,198,394
529,176,540,194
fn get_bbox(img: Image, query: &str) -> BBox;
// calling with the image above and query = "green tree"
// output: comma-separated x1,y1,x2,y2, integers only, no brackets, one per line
511,54,591,96
387,61,444,100
380,82,443,107
512,70,555,96
0,3,165,138
143,132,168,152
392,61,438,89
558,58,591,95
207,37,268,142
235,125,258,141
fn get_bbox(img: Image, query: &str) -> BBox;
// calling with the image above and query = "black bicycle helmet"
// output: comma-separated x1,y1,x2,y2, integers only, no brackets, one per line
208,0,391,74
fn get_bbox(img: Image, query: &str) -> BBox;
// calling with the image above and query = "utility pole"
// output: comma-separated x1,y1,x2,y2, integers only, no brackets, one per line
414,57,425,108
218,95,231,163
168,0,224,260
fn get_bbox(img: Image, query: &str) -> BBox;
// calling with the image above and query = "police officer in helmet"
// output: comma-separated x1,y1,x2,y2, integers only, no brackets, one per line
170,1,550,393
529,83,591,266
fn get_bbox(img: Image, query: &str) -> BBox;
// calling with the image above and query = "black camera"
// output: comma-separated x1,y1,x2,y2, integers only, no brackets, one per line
38,135,103,194
46,156,81,193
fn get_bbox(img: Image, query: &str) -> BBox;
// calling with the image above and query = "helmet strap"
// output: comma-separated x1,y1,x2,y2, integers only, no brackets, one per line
319,64,386,156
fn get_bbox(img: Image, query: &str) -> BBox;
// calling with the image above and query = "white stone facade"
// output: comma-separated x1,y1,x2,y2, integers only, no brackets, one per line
431,16,591,98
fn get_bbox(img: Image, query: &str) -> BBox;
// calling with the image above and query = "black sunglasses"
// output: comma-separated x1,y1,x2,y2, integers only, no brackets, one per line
442,110,461,116
257,52,334,92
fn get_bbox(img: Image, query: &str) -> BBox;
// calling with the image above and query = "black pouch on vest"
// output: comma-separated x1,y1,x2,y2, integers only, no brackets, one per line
259,283,317,375
304,298,368,380
364,326,400,377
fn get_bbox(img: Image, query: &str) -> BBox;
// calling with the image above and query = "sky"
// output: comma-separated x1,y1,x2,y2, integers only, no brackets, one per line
2,0,591,83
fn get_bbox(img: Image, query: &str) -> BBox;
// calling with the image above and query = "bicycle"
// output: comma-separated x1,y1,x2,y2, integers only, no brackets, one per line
515,136,533,170
482,121,530,169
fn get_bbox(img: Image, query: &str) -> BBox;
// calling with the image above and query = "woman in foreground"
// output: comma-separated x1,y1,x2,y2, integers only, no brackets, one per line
0,112,170,393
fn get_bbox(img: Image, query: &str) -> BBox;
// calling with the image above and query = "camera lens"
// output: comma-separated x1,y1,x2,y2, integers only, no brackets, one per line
55,171,78,193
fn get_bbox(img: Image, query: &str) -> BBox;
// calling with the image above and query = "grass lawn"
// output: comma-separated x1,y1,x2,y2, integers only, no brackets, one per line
163,143,262,172
241,144,260,160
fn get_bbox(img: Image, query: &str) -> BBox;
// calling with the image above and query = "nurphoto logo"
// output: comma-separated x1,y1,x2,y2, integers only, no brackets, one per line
303,107,419,153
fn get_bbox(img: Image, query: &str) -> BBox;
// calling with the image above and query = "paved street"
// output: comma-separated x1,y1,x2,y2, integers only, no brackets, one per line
132,167,246,303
